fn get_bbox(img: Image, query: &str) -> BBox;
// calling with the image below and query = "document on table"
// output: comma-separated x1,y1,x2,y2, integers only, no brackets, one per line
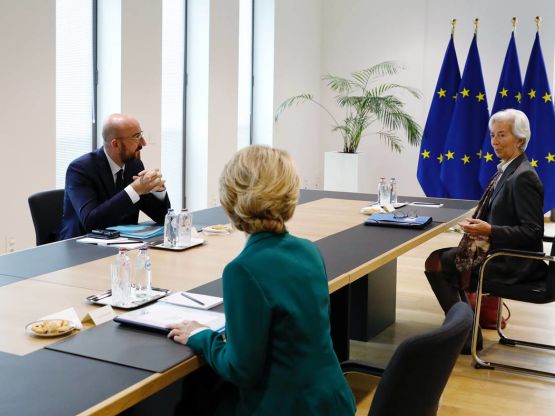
114,302,226,333
76,237,144,249
159,291,223,310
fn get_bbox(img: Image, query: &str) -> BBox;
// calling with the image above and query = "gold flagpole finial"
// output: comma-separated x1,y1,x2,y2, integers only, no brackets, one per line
451,18,457,35
535,16,541,32
474,18,479,35
512,17,517,32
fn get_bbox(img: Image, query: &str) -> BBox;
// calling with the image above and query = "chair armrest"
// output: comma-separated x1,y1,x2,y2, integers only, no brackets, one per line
341,360,385,377
488,248,546,258
479,249,555,282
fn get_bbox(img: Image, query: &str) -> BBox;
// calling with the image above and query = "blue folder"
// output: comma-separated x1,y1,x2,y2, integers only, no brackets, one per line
364,213,432,229
107,224,164,239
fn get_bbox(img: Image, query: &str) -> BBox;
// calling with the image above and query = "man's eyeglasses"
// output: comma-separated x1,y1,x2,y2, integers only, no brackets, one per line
116,131,144,143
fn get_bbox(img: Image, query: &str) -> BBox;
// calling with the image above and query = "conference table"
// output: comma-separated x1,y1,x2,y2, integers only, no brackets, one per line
0,190,475,415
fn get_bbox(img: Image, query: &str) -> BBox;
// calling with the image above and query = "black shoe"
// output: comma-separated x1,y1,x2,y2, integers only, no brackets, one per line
461,328,483,355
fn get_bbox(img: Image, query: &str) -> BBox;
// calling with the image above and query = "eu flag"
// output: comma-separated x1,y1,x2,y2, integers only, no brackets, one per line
478,32,522,190
440,34,489,200
417,35,461,197
521,32,555,212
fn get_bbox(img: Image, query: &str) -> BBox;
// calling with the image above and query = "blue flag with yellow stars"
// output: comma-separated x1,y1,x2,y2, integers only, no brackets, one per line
479,32,522,190
521,32,555,212
417,35,461,197
440,34,489,200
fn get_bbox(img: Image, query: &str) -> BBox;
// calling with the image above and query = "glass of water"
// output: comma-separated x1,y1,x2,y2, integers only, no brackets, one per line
111,263,132,307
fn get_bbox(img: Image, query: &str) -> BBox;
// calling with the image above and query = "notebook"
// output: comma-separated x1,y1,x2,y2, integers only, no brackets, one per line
114,302,225,334
364,213,433,229
159,291,223,310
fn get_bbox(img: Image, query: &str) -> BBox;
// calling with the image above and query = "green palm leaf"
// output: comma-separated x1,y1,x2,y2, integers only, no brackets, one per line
323,75,354,94
274,61,422,153
274,94,314,122
351,61,404,90
377,131,404,153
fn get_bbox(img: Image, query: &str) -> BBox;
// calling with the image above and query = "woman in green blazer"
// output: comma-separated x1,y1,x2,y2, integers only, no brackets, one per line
168,145,355,415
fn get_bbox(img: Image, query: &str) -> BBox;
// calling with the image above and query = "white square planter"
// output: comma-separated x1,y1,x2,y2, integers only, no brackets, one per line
324,151,370,193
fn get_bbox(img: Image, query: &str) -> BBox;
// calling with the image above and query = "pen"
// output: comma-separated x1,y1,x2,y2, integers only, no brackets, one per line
181,292,205,306
412,202,440,205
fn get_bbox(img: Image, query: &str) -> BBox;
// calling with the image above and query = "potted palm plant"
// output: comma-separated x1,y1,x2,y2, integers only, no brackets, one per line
275,61,422,192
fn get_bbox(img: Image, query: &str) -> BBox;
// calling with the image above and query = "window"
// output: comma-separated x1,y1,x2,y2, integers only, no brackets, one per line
55,0,94,188
252,0,274,146
96,0,122,146
161,0,187,209
237,0,254,149
185,0,209,211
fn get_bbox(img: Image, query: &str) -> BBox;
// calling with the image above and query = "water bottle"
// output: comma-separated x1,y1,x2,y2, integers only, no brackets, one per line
133,246,152,298
111,248,132,307
164,208,177,247
378,177,390,206
389,177,398,205
177,209,192,247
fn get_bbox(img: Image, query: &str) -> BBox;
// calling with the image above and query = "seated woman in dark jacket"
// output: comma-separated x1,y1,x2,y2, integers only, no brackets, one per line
168,145,355,415
425,109,546,354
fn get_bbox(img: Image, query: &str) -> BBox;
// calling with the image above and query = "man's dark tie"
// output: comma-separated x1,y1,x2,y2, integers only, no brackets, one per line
115,169,125,192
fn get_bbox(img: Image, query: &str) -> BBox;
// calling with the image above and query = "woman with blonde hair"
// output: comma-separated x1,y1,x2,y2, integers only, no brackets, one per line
168,145,355,415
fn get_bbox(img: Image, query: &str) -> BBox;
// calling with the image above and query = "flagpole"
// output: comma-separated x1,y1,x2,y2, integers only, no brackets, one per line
535,16,541,32
512,17,517,32
474,18,479,35
451,18,456,36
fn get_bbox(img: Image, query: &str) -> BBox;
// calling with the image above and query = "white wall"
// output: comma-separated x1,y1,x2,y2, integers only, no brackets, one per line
273,0,323,189
0,0,55,252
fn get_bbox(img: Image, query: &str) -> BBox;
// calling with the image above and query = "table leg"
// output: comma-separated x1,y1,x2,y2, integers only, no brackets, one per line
350,259,397,341
329,284,350,361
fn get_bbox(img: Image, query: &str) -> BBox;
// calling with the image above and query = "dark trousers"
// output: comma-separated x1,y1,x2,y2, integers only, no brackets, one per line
425,247,474,314
176,365,238,416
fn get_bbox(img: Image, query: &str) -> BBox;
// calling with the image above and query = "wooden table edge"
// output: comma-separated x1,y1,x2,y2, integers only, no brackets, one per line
78,355,204,416
347,209,472,283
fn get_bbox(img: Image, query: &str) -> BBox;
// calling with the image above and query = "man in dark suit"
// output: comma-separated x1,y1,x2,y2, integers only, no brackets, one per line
59,113,170,240
425,109,545,353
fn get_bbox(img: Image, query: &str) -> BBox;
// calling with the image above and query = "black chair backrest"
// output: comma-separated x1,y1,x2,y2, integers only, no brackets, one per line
369,302,473,416
28,189,65,246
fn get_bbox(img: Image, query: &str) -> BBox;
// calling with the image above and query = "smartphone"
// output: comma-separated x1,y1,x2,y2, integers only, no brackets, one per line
87,229,121,239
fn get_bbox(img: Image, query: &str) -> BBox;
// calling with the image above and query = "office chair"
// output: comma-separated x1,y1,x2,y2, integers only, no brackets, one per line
28,189,65,245
471,242,555,378
342,302,473,416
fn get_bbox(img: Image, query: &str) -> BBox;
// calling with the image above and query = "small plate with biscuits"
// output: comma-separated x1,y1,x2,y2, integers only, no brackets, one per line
25,319,77,338
202,224,231,235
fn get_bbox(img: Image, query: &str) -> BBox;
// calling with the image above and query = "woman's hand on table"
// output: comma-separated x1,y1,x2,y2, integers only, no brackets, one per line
167,320,208,344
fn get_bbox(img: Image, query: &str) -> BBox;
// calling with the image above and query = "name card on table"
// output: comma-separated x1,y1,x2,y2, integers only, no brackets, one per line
82,305,116,326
